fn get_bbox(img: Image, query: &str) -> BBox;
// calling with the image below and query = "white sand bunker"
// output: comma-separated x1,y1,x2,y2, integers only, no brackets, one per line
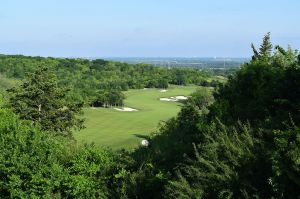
175,96,188,100
159,89,168,92
114,107,138,112
160,98,178,102
160,96,188,102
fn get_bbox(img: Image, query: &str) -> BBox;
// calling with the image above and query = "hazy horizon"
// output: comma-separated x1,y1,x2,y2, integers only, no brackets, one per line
1,0,299,57
1,51,251,59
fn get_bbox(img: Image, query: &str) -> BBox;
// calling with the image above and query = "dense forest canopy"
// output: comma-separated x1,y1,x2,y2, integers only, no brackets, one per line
0,55,219,107
0,34,300,198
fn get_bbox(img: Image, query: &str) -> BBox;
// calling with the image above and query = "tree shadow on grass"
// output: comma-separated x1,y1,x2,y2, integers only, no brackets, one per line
132,133,150,139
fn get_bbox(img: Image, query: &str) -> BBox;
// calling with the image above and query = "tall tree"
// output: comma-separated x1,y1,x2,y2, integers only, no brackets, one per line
259,32,273,61
251,32,273,63
251,43,260,61
7,67,84,137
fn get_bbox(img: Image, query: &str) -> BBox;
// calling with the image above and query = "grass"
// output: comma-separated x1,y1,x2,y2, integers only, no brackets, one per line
0,74,19,91
74,85,199,150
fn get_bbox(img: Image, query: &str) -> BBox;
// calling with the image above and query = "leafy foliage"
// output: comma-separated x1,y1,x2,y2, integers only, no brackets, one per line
0,106,120,198
0,107,66,198
210,36,300,129
120,33,300,198
1,33,300,198
0,55,212,104
91,89,126,107
7,67,84,137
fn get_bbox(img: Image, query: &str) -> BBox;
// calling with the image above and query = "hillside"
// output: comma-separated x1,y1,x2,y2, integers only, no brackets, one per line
1,34,300,198
0,55,220,104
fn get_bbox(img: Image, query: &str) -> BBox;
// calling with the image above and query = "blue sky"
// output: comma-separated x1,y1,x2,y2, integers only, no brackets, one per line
0,0,299,57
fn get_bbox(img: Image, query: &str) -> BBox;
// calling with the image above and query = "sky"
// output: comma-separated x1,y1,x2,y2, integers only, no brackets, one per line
0,0,299,57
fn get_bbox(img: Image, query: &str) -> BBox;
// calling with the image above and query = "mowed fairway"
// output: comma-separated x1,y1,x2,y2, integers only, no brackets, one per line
74,85,198,150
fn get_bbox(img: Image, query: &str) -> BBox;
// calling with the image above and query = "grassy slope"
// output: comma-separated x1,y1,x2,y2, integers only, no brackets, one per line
0,74,18,91
75,85,199,150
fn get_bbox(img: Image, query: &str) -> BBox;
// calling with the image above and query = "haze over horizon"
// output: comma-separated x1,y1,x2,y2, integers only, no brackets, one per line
0,0,299,58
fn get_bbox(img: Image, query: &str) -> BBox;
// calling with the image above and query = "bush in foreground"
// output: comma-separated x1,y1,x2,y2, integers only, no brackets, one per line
0,106,119,198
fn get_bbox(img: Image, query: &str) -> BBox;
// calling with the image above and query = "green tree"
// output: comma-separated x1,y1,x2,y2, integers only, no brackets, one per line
259,32,273,61
210,33,300,128
157,78,169,89
187,88,213,111
0,105,118,198
7,67,84,137
0,107,68,198
251,32,273,62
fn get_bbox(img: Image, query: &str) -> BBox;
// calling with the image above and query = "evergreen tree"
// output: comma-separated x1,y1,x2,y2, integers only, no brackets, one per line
251,32,273,62
7,67,84,137
259,32,273,61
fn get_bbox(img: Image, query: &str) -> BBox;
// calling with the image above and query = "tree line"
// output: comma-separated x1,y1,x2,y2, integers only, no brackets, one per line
0,55,216,108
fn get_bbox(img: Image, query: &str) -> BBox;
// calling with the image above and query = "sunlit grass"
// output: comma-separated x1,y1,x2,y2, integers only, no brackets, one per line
74,85,200,150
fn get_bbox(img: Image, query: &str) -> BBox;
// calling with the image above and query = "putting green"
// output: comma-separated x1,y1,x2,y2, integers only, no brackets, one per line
74,85,200,150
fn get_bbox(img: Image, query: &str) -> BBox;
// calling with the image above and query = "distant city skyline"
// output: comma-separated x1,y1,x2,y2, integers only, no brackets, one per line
0,0,299,57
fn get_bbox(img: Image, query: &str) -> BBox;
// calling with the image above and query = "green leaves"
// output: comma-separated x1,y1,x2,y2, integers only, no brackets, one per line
0,108,66,197
0,55,212,104
210,35,300,129
164,122,256,198
7,67,84,137
251,32,273,63
0,107,120,198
